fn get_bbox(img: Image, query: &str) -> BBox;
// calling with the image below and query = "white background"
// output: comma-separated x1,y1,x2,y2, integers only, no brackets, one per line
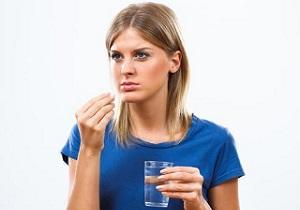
1,0,299,209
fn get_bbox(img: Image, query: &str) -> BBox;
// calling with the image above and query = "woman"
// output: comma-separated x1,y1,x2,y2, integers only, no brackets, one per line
61,2,245,210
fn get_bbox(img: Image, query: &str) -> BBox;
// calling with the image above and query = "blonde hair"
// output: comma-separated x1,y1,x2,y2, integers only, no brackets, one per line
105,2,191,145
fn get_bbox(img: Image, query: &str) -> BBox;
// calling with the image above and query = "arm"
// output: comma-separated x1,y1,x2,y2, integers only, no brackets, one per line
208,179,240,210
66,148,101,210
65,93,115,210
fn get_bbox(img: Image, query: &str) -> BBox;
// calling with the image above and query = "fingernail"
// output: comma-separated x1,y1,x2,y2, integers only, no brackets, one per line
158,175,164,179
160,169,167,174
156,185,162,190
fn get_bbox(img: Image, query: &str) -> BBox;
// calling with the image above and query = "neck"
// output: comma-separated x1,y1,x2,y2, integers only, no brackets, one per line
128,87,169,141
130,104,167,132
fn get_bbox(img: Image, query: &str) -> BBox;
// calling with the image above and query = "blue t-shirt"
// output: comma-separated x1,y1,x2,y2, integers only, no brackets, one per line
61,113,245,209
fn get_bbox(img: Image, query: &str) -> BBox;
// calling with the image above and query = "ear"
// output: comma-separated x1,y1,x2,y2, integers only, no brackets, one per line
169,50,182,73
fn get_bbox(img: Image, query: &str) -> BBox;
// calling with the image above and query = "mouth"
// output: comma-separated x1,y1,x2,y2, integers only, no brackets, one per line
120,82,140,91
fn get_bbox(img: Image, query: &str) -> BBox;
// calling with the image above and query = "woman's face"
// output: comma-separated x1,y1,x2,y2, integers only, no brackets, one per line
109,28,180,103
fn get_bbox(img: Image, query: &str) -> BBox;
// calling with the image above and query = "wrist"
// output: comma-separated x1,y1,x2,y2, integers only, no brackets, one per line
184,195,211,210
79,145,102,157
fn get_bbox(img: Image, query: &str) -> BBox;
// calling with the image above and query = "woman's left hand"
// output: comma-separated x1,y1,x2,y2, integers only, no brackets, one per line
156,166,209,210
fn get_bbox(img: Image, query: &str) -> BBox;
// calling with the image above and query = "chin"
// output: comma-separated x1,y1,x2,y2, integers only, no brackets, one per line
119,91,145,103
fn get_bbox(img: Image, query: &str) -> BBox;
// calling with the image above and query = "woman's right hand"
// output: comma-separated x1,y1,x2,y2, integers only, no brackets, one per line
75,92,115,153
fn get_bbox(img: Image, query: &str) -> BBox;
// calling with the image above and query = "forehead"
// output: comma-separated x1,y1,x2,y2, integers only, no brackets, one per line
110,28,156,51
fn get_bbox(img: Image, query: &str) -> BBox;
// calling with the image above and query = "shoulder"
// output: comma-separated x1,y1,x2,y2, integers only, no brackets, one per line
190,113,234,145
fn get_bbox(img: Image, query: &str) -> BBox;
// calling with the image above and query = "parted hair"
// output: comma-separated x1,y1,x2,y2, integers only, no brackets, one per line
105,2,191,145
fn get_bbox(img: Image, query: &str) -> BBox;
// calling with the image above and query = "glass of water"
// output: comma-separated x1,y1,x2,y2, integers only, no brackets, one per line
144,161,174,208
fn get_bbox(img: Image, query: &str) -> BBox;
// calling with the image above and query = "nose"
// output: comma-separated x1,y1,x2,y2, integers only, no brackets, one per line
120,58,135,75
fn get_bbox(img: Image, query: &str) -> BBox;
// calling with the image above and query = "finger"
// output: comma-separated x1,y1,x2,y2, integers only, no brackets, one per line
81,94,115,120
145,176,165,185
156,182,201,193
161,192,199,202
158,171,203,183
88,103,115,125
96,110,114,130
160,166,200,175
75,93,110,118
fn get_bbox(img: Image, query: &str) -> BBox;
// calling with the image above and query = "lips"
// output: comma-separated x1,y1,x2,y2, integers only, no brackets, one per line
120,81,140,91
121,81,139,85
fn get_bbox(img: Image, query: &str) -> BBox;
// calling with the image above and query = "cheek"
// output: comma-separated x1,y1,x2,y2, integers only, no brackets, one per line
140,60,169,81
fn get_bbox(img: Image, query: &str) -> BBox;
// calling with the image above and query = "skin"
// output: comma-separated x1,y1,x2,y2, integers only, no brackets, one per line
66,93,115,210
66,28,241,210
109,28,182,141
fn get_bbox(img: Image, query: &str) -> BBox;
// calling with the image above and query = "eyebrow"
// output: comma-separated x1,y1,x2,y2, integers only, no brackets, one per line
109,47,152,54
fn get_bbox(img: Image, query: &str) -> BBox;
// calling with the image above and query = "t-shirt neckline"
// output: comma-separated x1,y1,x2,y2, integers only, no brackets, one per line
127,113,197,149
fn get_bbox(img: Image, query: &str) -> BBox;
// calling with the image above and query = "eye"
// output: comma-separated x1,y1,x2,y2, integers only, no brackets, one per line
110,53,122,62
134,51,149,60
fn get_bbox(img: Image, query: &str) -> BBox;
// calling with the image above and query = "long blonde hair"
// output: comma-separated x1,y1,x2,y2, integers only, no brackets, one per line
105,2,191,145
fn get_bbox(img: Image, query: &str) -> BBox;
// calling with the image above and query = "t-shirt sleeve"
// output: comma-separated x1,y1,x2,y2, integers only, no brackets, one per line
61,123,81,165
210,129,245,188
